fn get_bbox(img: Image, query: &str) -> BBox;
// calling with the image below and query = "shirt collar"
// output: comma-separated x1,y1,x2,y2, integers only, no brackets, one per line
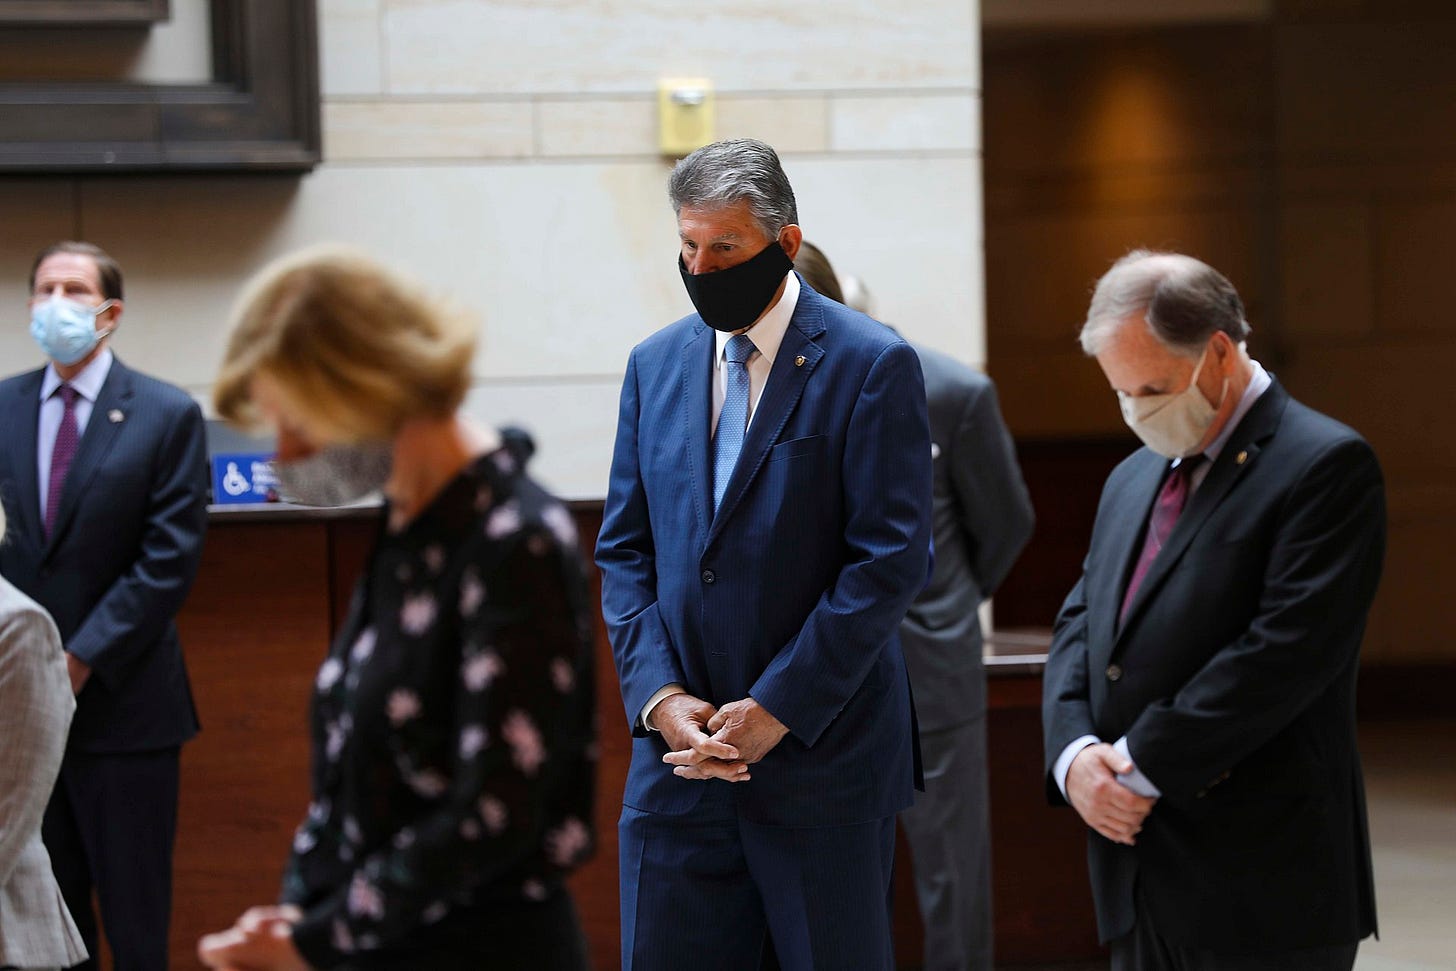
40,347,114,404
714,270,799,367
1200,358,1271,464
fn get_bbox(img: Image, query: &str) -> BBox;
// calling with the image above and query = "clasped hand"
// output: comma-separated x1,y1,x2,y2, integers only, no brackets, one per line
656,694,788,782
197,905,310,971
1066,743,1157,846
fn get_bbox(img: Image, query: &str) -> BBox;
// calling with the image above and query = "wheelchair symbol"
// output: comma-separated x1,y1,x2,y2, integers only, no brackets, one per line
221,461,251,497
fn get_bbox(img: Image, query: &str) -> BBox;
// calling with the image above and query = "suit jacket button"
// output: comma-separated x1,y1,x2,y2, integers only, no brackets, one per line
701,570,716,584
1105,664,1123,682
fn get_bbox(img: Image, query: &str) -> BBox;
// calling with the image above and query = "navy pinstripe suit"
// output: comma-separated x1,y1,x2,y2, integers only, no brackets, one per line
597,279,932,969
0,357,208,971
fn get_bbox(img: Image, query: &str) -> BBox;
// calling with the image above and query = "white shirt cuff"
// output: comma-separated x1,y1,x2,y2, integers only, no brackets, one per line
1113,736,1162,798
641,683,686,732
1054,735,1100,799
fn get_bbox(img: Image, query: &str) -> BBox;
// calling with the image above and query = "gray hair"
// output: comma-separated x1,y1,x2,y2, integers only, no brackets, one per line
0,499,6,544
1080,249,1251,357
668,138,798,239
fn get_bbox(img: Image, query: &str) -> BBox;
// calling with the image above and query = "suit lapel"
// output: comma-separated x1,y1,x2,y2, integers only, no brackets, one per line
6,370,45,542
681,323,715,542
1115,380,1291,640
705,295,826,549
1091,450,1165,654
46,360,134,555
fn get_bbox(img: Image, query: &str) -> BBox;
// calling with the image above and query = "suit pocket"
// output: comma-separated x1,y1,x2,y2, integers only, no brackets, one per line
768,434,825,463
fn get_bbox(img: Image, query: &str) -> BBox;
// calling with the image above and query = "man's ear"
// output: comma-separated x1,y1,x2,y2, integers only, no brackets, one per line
100,299,124,332
779,225,803,261
1204,330,1231,371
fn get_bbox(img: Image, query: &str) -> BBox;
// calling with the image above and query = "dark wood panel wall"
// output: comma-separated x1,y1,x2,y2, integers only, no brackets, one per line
170,511,1101,971
983,2,1456,664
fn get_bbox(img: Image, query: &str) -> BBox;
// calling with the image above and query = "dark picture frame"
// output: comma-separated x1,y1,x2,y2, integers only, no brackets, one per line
0,1,169,25
0,0,320,172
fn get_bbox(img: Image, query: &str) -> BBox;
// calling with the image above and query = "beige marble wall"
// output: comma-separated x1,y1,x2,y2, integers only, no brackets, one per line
2,0,983,500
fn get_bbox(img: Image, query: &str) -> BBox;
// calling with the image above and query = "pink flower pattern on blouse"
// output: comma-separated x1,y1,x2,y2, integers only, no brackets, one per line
279,448,596,969
399,593,437,636
502,709,546,776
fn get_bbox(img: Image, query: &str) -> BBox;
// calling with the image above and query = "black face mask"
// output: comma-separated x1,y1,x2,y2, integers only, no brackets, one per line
678,240,794,332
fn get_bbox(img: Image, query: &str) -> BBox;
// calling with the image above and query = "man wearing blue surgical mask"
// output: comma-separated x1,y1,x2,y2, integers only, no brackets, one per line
1042,250,1385,971
0,241,209,971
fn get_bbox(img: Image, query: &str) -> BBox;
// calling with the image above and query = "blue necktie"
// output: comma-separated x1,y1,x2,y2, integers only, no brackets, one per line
714,334,757,511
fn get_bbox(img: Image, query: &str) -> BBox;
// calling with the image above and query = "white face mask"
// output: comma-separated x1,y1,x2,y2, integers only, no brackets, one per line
1118,343,1227,459
272,443,392,507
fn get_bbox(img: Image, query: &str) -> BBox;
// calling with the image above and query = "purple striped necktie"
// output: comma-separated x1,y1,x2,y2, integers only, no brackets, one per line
1120,456,1203,624
44,384,80,540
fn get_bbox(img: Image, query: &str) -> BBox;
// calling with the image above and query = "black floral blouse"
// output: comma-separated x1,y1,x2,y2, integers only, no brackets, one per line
281,447,596,969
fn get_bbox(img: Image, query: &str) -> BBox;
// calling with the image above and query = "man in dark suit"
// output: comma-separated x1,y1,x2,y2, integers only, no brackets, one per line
0,241,208,971
1042,250,1383,970
900,343,1033,971
792,239,1034,970
596,139,932,970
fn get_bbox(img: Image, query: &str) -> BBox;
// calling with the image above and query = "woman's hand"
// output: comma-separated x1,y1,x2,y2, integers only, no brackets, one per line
198,905,309,971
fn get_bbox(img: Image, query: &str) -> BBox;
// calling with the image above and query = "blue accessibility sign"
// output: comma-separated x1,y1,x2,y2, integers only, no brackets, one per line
211,452,279,505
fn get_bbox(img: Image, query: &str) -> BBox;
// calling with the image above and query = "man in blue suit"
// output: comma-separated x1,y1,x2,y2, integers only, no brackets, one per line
596,139,933,970
0,241,208,971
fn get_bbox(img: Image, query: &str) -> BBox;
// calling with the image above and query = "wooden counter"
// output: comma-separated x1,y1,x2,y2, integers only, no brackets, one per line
168,506,1102,969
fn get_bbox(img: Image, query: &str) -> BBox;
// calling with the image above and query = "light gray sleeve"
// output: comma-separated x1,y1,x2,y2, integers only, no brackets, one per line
0,604,75,885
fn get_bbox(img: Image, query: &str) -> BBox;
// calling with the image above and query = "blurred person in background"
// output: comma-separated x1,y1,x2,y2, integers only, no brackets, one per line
197,246,596,971
0,240,208,971
0,500,89,971
795,241,1035,970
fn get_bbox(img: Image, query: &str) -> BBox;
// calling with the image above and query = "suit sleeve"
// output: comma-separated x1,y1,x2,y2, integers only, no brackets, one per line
65,398,209,686
750,341,932,747
595,351,687,735
950,379,1034,598
1125,438,1386,800
0,606,74,885
1041,568,1097,805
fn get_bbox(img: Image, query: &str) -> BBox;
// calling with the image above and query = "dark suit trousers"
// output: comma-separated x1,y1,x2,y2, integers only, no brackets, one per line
619,781,897,971
1112,883,1359,971
42,748,180,971
898,715,992,971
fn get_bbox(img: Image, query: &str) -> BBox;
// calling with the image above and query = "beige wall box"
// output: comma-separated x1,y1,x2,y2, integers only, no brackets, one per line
658,78,715,156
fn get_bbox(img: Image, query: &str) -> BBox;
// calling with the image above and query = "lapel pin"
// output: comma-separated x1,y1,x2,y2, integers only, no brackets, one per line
1236,450,1248,465
108,409,125,424
795,355,806,367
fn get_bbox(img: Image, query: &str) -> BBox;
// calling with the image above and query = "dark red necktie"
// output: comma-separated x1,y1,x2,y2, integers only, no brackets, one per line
44,384,80,540
1120,457,1202,624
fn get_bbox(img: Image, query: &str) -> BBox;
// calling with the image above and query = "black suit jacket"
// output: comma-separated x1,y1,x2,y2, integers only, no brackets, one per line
0,358,207,753
901,345,1033,731
1042,377,1383,951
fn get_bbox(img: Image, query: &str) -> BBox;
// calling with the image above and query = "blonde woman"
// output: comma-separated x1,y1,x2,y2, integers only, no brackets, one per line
0,504,89,971
198,247,595,971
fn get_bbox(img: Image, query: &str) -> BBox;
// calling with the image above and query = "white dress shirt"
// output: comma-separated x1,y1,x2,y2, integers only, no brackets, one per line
642,271,800,731
1055,359,1272,799
36,349,114,518
710,270,799,436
